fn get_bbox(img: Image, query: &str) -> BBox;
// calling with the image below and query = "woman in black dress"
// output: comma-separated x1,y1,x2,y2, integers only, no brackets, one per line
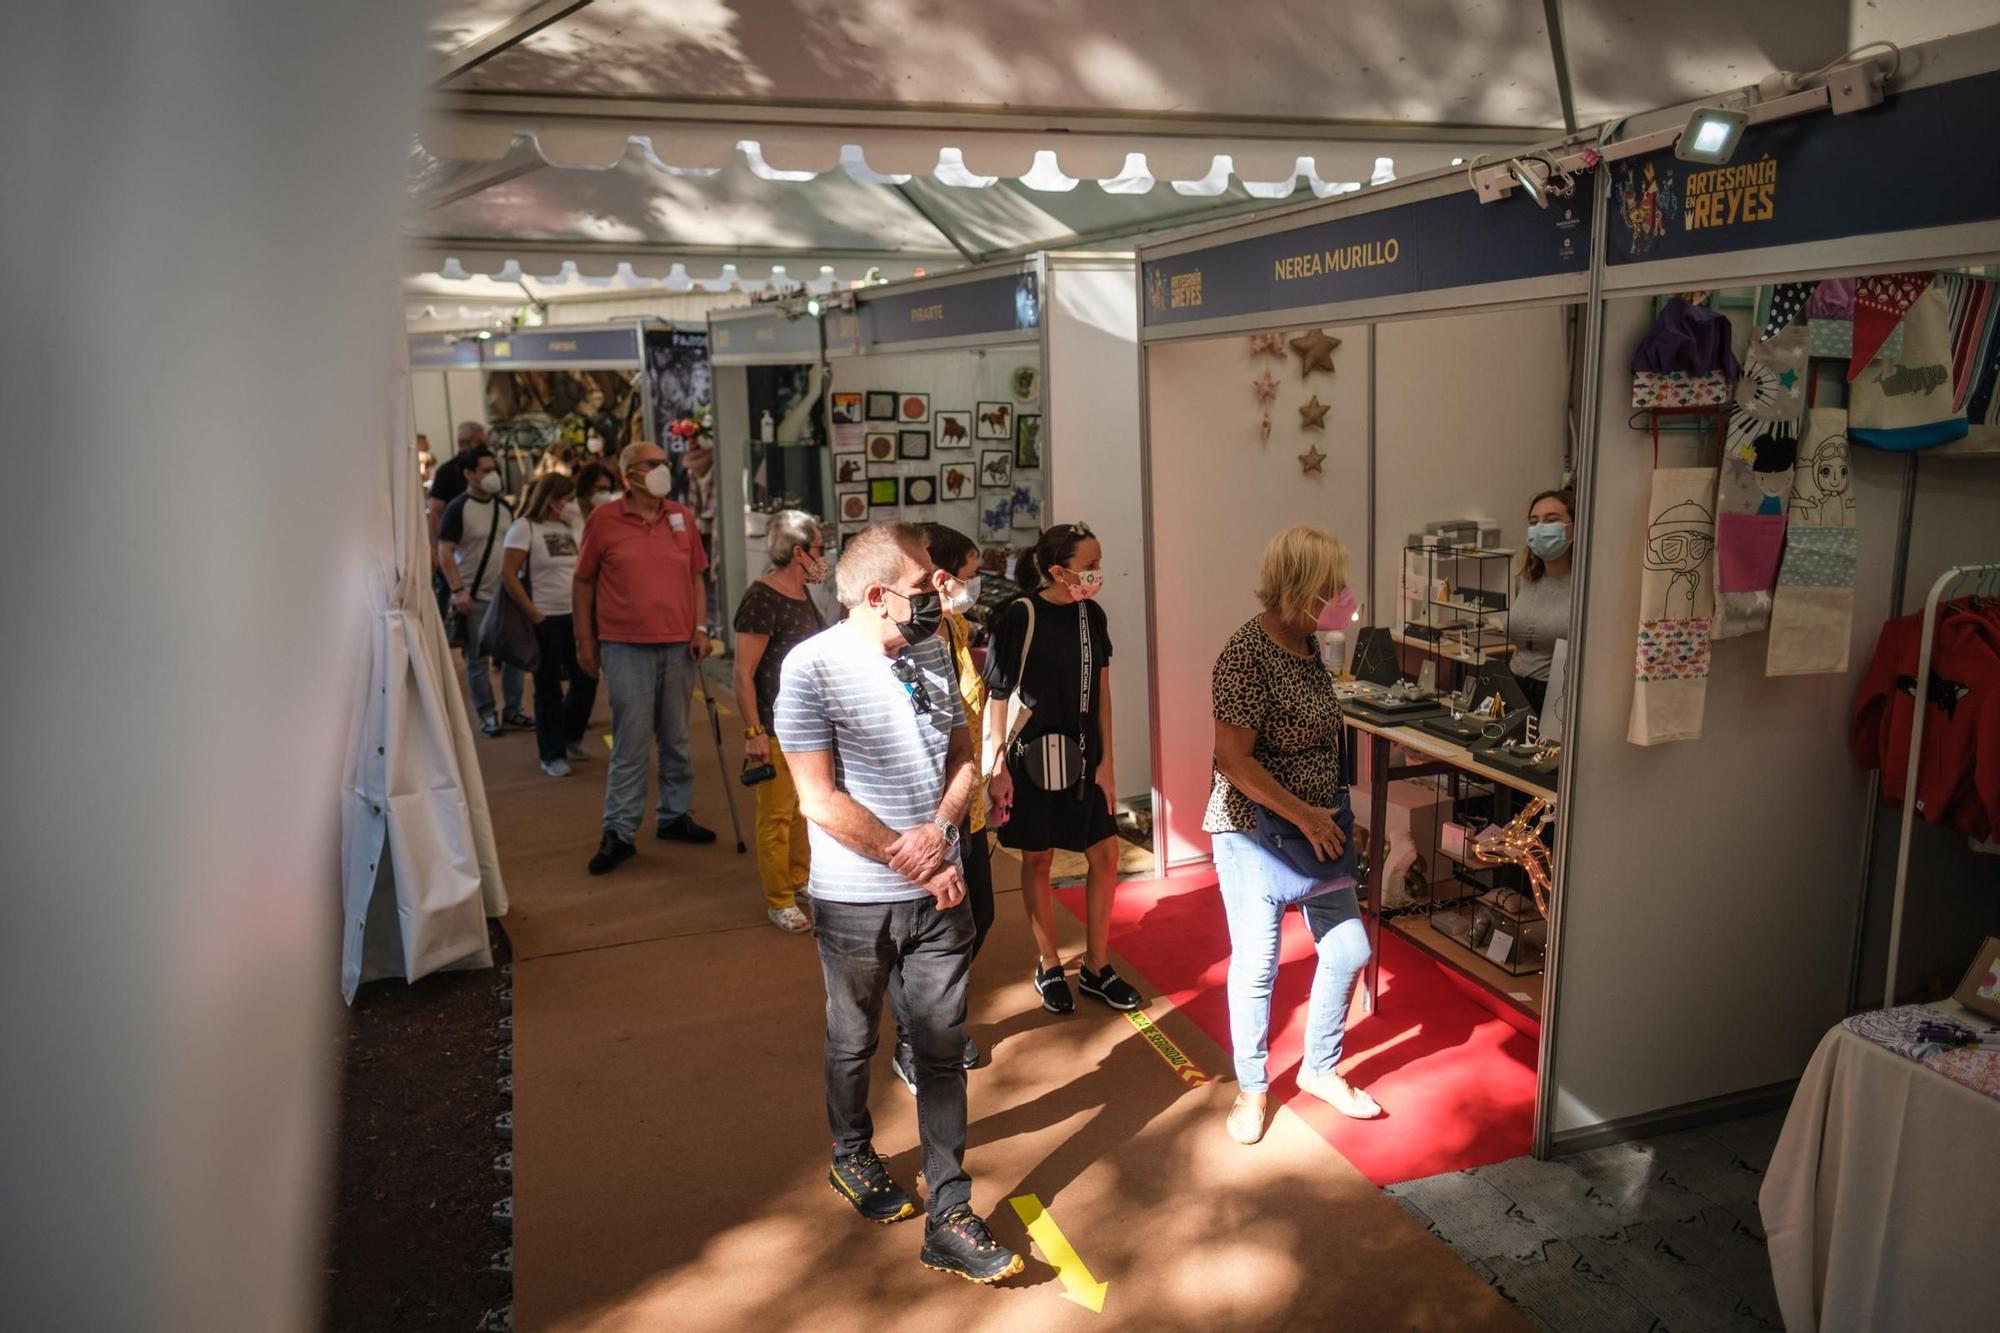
982,522,1140,1014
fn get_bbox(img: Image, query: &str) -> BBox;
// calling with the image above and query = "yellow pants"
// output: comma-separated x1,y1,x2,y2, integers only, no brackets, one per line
754,738,811,910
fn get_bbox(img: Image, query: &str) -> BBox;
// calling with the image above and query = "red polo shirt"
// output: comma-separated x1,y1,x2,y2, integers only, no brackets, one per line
576,497,709,644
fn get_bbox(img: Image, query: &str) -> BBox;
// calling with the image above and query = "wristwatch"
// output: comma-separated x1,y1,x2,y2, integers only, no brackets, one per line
934,819,961,848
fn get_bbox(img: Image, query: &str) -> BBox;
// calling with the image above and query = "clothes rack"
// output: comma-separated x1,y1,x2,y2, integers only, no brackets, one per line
1884,560,2000,1004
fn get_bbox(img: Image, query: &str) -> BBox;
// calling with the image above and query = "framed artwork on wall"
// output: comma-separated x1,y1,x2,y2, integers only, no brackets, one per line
904,475,938,506
935,410,972,448
836,490,868,523
899,429,931,460
834,454,866,485
939,463,974,502
831,392,863,425
1013,413,1043,469
865,432,897,462
865,391,897,422
978,494,1011,543
897,392,930,424
867,477,900,508
1009,483,1043,530
976,401,1012,439
979,450,1012,489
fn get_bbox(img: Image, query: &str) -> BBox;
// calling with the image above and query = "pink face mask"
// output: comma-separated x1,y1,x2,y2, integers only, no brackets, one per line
1316,586,1359,631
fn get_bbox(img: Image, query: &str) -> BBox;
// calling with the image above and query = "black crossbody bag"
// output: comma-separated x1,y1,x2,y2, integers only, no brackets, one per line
1015,603,1092,797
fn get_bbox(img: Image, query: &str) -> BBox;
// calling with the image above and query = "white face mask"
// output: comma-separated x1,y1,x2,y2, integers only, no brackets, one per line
642,466,672,498
477,471,502,497
589,490,614,507
944,575,981,614
586,435,605,456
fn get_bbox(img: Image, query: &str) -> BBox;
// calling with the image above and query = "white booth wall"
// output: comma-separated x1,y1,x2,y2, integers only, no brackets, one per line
1551,294,1907,1138
409,368,485,452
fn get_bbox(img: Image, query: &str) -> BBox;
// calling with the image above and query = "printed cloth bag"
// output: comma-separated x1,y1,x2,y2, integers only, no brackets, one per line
1712,425,1794,640
1850,286,1971,451
1767,407,1858,676
1849,272,1933,381
1805,276,1902,361
1631,297,1739,409
1732,323,1810,433
1629,467,1719,746
1761,281,1815,341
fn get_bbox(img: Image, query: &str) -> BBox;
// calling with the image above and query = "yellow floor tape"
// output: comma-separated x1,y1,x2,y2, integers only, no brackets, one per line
1123,1010,1213,1089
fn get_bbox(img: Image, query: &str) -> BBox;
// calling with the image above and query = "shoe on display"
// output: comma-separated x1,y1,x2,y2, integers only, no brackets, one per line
919,1206,1026,1284
586,829,636,876
1078,963,1142,1012
1296,1069,1383,1120
891,1041,918,1096
502,710,535,729
1033,963,1075,1015
481,714,503,739
564,741,592,762
1226,1091,1268,1145
768,905,812,935
656,814,718,845
959,1037,981,1070
828,1149,918,1224
539,758,572,778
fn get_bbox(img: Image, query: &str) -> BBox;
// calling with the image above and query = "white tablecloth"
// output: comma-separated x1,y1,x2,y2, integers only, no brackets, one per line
1760,1003,2000,1332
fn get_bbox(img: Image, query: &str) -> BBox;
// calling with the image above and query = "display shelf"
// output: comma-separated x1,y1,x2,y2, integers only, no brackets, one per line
1402,543,1511,676
1388,914,1543,1021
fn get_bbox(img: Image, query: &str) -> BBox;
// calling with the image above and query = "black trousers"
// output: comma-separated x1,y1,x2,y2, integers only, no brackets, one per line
814,896,974,1221
531,614,599,762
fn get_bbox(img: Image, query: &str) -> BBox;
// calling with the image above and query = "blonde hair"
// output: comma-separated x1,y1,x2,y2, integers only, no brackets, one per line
1256,525,1350,628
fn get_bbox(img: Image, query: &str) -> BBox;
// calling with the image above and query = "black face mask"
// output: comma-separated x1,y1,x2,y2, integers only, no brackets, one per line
887,588,943,646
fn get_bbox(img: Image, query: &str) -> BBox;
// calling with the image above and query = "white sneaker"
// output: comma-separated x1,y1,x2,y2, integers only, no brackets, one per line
539,758,573,778
564,741,592,762
768,905,812,934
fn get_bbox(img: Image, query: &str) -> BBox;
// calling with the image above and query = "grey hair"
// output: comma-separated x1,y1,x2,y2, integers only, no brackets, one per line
765,509,821,566
616,440,662,474
833,523,927,609
456,420,487,447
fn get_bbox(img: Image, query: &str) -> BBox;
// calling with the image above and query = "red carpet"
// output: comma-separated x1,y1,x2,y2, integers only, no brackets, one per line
1058,871,1537,1185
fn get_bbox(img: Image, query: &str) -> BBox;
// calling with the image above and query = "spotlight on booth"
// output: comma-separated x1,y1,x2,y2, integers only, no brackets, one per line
1676,106,1747,164
805,296,824,319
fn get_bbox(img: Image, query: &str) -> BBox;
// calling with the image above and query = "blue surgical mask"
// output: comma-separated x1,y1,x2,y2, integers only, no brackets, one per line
1527,523,1571,561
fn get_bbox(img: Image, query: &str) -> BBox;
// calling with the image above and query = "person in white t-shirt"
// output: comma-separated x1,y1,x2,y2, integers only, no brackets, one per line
500,474,598,777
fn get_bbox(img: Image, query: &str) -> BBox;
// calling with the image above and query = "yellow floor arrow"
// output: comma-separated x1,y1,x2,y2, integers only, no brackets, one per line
1009,1193,1108,1314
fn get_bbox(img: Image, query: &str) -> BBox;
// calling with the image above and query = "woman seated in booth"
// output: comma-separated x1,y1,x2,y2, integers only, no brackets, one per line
1207,525,1380,1145
1509,487,1575,715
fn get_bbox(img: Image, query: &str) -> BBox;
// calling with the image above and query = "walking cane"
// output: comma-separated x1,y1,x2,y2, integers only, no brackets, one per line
700,684,748,854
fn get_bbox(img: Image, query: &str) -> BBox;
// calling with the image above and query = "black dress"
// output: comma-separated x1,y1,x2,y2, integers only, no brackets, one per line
982,593,1119,853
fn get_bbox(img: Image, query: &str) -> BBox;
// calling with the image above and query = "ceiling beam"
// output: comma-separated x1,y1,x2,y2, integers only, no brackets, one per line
432,1,594,87
890,183,980,265
1541,0,1580,136
407,157,545,216
404,236,963,266
430,91,1560,147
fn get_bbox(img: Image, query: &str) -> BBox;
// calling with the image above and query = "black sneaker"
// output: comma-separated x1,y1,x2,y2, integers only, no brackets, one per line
656,814,717,844
1034,964,1075,1015
891,1042,918,1096
587,829,636,876
502,709,535,729
481,714,503,739
1078,963,1142,1012
920,1206,1025,1284
828,1149,918,1224
960,1037,981,1070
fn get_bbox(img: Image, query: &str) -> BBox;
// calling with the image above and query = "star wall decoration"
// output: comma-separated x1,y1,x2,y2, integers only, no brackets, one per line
1298,395,1330,429
1298,443,1327,474
1252,369,1278,402
1249,332,1285,358
1290,328,1341,377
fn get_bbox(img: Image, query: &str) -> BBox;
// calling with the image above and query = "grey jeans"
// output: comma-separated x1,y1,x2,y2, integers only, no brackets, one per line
599,640,696,839
465,596,525,721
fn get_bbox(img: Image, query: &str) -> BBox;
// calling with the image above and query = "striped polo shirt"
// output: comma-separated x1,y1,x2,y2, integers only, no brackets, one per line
774,622,965,904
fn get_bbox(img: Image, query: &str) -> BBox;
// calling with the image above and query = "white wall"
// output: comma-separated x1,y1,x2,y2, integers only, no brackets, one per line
1049,264,1151,800
410,372,450,457
1145,326,1372,866
1551,296,1903,1136
1374,308,1573,616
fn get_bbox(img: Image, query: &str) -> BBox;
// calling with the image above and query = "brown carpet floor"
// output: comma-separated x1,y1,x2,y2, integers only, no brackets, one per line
478,664,1525,1332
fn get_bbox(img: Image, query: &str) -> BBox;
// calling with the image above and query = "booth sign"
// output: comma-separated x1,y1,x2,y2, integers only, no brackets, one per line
408,333,482,369
835,271,1041,351
481,327,643,368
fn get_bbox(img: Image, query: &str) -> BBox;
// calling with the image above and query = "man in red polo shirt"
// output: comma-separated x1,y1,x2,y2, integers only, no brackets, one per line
576,441,718,875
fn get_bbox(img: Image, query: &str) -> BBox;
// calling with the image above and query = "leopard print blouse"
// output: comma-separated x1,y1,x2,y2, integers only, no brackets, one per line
1202,616,1346,834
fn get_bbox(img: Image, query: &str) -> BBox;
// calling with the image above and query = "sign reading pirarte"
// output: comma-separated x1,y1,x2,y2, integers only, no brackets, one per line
851,273,1039,348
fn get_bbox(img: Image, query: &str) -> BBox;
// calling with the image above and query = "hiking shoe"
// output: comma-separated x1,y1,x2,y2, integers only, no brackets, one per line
891,1042,918,1096
960,1037,981,1070
768,905,812,935
587,830,635,876
656,814,717,844
1034,963,1074,1015
538,758,573,778
564,741,592,762
828,1149,917,1224
1078,963,1142,1012
481,714,503,739
920,1206,1025,1284
502,710,535,729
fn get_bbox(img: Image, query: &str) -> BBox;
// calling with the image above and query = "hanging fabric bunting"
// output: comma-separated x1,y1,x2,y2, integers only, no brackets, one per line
1850,285,1971,451
1629,467,1719,746
1768,407,1858,676
1807,279,1855,321
1761,282,1816,341
1713,426,1795,640
1849,272,1934,380
1967,322,2000,427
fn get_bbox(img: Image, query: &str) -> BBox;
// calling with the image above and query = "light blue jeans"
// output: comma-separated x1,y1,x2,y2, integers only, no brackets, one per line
599,641,696,840
1213,831,1372,1093
465,596,525,721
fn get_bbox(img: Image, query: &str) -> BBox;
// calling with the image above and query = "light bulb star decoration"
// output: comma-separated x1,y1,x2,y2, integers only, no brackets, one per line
1252,369,1279,402
1299,395,1330,429
1298,443,1327,474
1290,328,1341,377
1471,796,1558,916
